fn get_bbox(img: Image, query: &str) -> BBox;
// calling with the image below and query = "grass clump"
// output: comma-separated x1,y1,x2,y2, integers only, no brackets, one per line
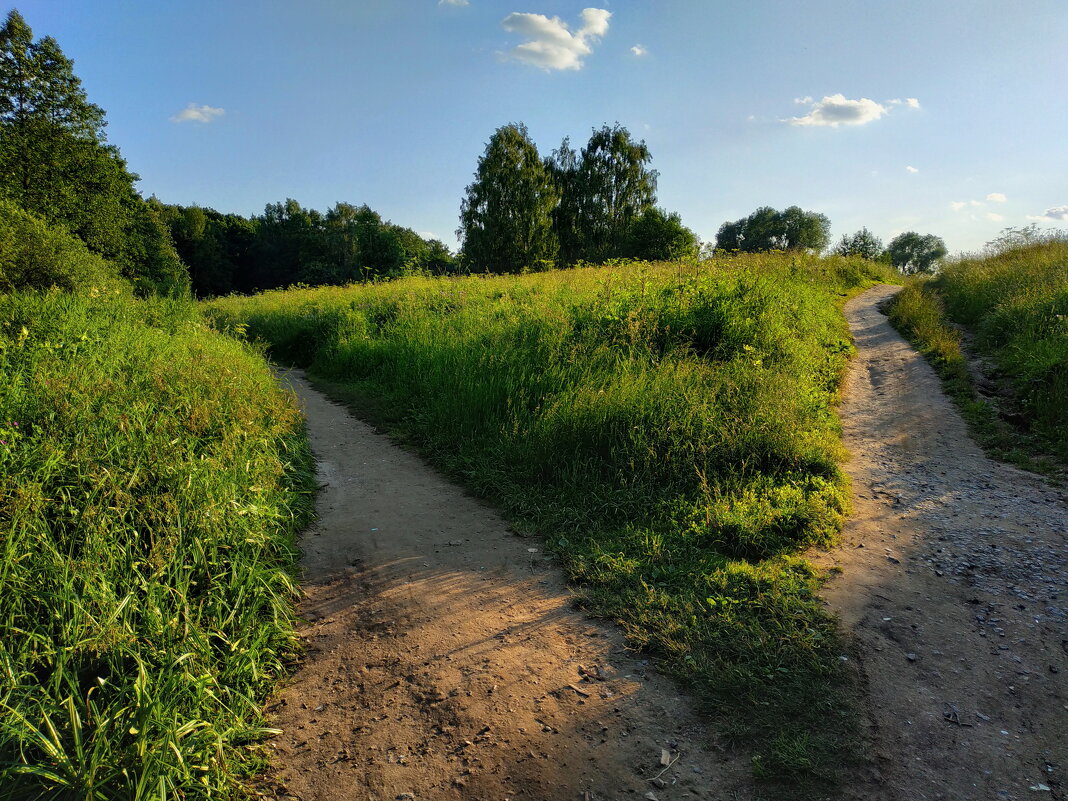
0,290,315,799
206,252,895,795
889,239,1068,470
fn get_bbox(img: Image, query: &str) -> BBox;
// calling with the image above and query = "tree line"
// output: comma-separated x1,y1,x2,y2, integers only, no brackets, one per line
457,122,698,273
0,8,948,300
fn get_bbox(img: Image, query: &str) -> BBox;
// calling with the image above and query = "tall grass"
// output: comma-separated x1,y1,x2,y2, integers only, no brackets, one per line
890,240,1068,467
205,252,896,794
0,290,315,799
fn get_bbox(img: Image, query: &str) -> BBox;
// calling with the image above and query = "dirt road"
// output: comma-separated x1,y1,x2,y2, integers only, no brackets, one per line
819,285,1068,800
264,371,750,801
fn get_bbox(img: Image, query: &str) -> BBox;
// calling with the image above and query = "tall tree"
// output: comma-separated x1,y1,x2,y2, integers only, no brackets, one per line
574,124,657,262
714,205,830,253
0,10,187,296
458,123,559,273
546,137,583,265
886,231,947,274
834,227,884,260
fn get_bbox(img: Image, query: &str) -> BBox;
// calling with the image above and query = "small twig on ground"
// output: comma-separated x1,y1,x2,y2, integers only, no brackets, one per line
942,702,972,727
648,753,681,782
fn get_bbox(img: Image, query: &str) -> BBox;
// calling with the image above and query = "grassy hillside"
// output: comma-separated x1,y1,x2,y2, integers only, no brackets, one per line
205,252,896,792
889,240,1068,471
0,290,314,799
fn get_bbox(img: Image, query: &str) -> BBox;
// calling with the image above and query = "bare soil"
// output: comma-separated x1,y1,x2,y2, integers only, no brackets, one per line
816,285,1068,800
262,370,752,801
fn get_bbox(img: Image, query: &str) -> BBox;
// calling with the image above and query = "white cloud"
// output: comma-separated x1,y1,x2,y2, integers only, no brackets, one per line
788,94,888,127
171,103,225,124
439,0,469,5
1030,205,1068,222
986,213,1005,222
631,44,647,56
906,165,919,174
501,8,611,71
793,96,813,105
950,201,968,211
906,97,921,109
986,192,1007,203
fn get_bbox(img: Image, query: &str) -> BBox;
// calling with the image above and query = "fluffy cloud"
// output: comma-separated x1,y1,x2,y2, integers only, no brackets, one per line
788,94,888,127
439,0,469,6
501,8,610,71
630,44,647,56
787,94,922,128
906,165,919,174
1030,206,1068,222
986,192,1007,203
171,103,224,124
986,213,1005,222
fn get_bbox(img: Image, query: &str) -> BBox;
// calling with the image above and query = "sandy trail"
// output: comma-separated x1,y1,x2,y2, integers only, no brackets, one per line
264,370,750,801
819,285,1068,801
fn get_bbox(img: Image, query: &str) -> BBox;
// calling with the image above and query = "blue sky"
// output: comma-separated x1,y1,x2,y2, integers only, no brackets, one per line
16,1,1068,253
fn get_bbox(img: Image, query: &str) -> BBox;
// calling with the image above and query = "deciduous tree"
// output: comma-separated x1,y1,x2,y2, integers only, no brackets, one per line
886,231,947,274
715,205,830,253
458,123,559,273
834,227,884,260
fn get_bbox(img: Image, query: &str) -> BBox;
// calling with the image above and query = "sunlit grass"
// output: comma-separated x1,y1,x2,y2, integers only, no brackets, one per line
0,290,315,799
890,240,1068,471
205,252,896,795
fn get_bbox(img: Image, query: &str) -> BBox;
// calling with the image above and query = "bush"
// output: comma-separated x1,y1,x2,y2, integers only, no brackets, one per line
0,200,125,295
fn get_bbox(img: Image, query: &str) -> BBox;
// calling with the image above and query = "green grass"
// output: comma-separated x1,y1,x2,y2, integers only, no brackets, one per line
889,240,1068,472
0,289,315,799
205,252,897,796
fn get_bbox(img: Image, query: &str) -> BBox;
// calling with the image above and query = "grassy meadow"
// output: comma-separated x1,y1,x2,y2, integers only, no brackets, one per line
205,252,897,791
0,289,314,799
889,239,1068,472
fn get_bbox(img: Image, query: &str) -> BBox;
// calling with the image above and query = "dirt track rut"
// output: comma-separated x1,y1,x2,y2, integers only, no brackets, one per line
263,370,750,801
820,285,1068,801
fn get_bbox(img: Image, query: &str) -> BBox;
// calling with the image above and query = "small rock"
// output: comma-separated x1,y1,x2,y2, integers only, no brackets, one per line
906,653,917,662
396,794,416,800
652,777,667,789
448,540,462,546
645,793,660,801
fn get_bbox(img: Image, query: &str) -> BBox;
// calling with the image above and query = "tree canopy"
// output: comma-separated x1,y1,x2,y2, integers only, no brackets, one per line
886,231,947,274
458,123,560,273
0,9,187,296
834,227,884,260
715,205,830,253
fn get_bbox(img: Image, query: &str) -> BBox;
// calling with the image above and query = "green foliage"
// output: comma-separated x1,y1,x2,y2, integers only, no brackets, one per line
206,252,897,797
0,290,314,798
0,199,123,294
0,10,187,298
834,227,884,260
937,241,1068,462
572,123,658,262
715,206,831,253
623,206,699,262
890,240,1068,470
160,199,455,296
886,231,947,274
458,123,560,273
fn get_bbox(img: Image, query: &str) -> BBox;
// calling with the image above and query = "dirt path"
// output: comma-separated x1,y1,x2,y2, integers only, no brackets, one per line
818,285,1068,801
264,370,751,801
